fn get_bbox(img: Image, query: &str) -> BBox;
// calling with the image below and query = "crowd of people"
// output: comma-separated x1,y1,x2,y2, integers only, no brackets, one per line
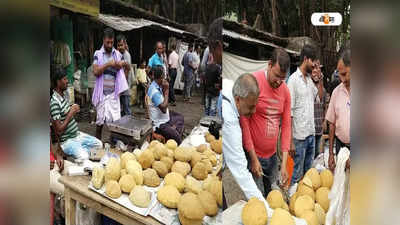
49,18,223,164
48,18,223,225
222,45,351,208
49,16,350,220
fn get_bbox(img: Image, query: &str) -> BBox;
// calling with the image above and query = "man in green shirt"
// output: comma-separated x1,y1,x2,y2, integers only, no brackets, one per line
50,66,102,159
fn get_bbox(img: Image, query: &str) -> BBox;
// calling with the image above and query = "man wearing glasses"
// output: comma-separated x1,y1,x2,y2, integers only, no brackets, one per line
240,48,292,197
287,44,322,196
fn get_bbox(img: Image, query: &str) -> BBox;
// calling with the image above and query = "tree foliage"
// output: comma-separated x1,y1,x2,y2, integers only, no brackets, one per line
120,0,222,26
224,0,351,75
117,0,350,75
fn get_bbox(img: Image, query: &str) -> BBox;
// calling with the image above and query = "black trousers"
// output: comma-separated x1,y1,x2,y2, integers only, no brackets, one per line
335,136,350,155
169,68,177,102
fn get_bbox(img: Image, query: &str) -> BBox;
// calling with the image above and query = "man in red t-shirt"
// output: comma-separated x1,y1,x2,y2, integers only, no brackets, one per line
240,48,292,196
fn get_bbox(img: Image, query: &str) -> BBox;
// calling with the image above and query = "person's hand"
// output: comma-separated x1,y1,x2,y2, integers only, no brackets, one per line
56,152,64,172
114,61,123,70
280,167,289,187
70,104,80,115
162,80,169,92
250,158,263,178
345,158,350,171
329,153,336,172
50,160,55,170
322,120,328,133
289,143,296,159
107,59,116,68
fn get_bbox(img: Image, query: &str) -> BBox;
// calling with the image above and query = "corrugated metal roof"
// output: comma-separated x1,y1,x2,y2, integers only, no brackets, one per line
223,29,299,55
98,14,187,34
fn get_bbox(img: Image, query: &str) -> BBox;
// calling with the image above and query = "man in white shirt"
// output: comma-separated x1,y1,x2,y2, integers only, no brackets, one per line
192,45,201,92
116,34,132,116
222,73,269,208
193,45,201,70
287,44,322,195
168,44,179,106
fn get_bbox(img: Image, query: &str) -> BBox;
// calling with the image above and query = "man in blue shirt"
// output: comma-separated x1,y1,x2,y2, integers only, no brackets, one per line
147,66,184,144
182,43,195,102
147,41,165,79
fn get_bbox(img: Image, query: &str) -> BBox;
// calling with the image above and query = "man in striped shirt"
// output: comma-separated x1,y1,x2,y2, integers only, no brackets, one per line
50,66,102,160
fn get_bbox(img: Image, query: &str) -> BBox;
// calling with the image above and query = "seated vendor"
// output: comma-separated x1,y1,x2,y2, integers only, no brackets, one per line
50,66,102,160
147,66,184,144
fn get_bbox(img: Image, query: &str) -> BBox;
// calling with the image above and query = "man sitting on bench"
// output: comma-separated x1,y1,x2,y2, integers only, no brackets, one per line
147,66,184,144
50,66,102,160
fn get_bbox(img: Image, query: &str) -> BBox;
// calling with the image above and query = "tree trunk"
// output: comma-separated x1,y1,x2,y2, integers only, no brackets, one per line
191,0,194,23
299,0,306,36
253,14,263,30
154,4,160,15
269,0,280,35
212,0,218,25
160,0,172,20
238,0,243,22
197,0,201,23
173,0,176,21
310,0,320,42
239,0,248,24
201,0,208,25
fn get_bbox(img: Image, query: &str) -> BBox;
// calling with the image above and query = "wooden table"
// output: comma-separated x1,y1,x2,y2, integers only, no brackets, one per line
59,175,162,225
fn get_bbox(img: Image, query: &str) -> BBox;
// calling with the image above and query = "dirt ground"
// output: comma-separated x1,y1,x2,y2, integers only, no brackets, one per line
77,88,205,144
223,168,247,207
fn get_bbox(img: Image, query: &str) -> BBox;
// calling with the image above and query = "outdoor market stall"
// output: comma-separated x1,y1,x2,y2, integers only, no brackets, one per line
59,175,162,225
58,116,223,225
222,146,350,225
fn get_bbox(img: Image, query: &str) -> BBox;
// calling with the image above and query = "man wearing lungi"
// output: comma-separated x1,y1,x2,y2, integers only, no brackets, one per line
92,27,129,140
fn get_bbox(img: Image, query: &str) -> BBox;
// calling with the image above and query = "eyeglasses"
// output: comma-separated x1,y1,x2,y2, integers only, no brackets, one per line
312,63,322,69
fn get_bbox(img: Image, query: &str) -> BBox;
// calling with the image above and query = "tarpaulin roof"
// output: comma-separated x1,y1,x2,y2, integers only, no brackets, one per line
222,51,268,81
98,14,202,39
223,29,300,56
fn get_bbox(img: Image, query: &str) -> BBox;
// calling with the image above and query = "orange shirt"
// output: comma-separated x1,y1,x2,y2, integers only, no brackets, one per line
240,70,292,158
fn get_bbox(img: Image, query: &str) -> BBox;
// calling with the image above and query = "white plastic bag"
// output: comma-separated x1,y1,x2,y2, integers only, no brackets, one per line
325,147,350,225
50,160,76,194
